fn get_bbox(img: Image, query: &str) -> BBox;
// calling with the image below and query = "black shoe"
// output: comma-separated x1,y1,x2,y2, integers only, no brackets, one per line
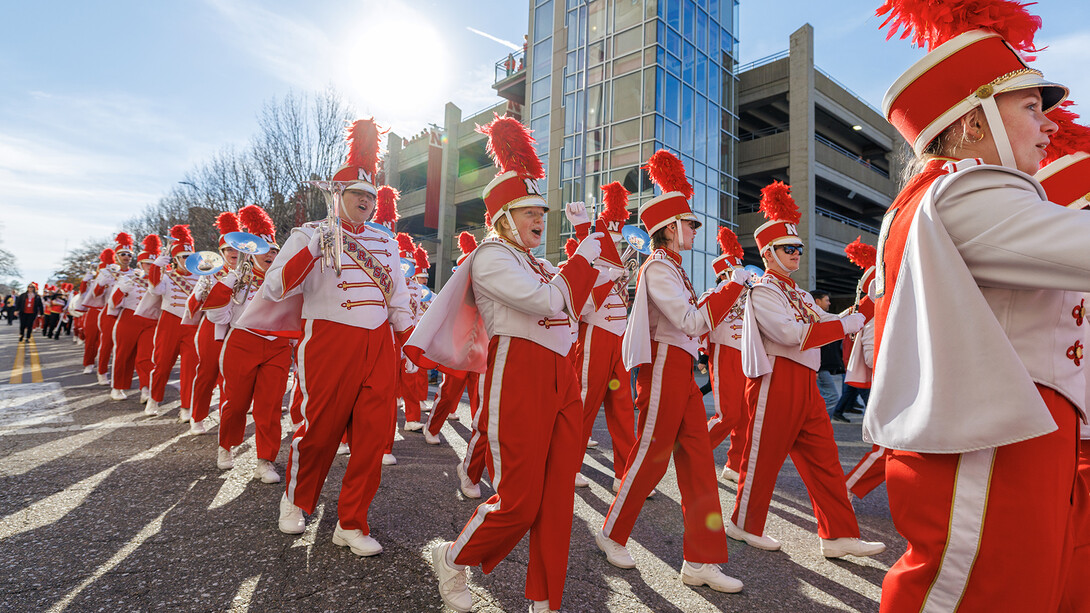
831,413,849,423
844,406,863,414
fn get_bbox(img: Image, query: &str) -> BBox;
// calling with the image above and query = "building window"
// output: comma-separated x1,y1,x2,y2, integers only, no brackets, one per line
612,71,641,122
535,2,554,40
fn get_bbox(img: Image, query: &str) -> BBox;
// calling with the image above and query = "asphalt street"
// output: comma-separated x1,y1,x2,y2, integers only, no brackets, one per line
0,321,903,612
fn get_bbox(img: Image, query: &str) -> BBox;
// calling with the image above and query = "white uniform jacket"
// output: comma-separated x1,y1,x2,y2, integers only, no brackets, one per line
151,266,198,320
111,271,151,314
865,161,1090,454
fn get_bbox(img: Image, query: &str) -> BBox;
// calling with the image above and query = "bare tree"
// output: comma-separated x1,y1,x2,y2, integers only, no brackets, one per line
0,224,21,281
52,238,110,287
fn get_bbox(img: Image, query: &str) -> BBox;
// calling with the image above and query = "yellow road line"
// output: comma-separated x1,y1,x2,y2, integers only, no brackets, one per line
27,336,43,383
9,339,24,384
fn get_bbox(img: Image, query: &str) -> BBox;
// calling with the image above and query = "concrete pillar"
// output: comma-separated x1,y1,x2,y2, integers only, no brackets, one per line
386,132,402,203
788,24,816,289
435,102,462,290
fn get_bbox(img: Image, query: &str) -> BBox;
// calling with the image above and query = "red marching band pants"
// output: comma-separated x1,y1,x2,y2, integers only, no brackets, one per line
426,369,480,437
150,312,198,407
111,310,156,390
706,343,749,473
73,313,84,340
82,306,102,367
731,356,859,540
573,323,635,479
845,444,887,499
218,328,290,462
399,359,429,423
602,341,729,564
461,373,490,484
190,318,223,422
449,336,583,610
97,310,118,375
286,320,397,533
880,386,1088,612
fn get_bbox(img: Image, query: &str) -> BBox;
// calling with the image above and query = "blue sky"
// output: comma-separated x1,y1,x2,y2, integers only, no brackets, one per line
2,0,1088,285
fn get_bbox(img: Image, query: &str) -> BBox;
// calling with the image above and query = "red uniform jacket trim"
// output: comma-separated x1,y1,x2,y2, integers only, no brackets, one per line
557,254,596,315
202,282,233,312
698,281,744,330
856,295,875,322
801,320,845,351
279,247,319,295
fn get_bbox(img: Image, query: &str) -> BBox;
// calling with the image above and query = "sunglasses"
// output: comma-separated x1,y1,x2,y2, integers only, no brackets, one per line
777,245,804,255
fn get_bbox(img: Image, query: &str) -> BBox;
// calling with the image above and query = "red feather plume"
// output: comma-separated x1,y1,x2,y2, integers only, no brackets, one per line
142,234,162,255
215,212,240,235
599,182,631,224
483,211,493,229
564,238,579,259
477,114,545,179
396,232,415,256
375,185,400,225
100,249,116,265
876,0,1043,53
345,118,381,175
1042,101,1090,166
239,204,276,238
413,246,430,274
759,181,800,224
169,224,193,246
643,150,694,199
457,231,478,256
716,227,744,260
114,232,134,249
844,236,877,270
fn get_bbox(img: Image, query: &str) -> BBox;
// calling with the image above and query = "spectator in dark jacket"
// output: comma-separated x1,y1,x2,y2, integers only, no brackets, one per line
812,291,843,413
15,284,44,342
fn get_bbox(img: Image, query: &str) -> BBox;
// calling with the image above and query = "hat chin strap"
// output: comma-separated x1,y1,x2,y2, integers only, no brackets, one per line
979,96,1018,169
503,209,526,248
764,244,790,273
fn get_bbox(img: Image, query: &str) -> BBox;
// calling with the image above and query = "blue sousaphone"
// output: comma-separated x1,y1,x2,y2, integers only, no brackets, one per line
184,251,226,276
223,231,271,255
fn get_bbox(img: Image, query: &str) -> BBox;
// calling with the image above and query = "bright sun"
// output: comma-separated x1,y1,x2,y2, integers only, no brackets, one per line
341,15,450,131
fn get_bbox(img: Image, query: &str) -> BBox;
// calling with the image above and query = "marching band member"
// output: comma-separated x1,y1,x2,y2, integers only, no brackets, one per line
564,182,637,492
204,205,287,484
144,225,199,418
702,227,749,482
837,238,886,498
93,233,136,385
396,231,428,435
41,285,62,339
108,235,160,401
864,2,1088,608
407,115,605,612
187,212,241,434
598,149,743,593
261,119,414,556
729,181,882,560
423,233,482,446
1032,128,1090,609
80,259,108,372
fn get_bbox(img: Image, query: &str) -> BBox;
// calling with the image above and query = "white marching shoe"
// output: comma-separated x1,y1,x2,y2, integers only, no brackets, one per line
278,493,306,535
109,388,127,401
595,530,636,569
382,453,397,466
253,459,281,484
424,430,441,445
96,373,109,386
725,520,781,551
456,462,481,499
144,398,160,416
178,407,191,422
432,541,472,613
82,365,94,374
586,438,599,448
404,421,423,432
188,418,208,435
530,601,559,613
139,387,150,403
336,442,351,455
720,465,739,482
574,473,589,488
680,561,743,593
332,522,383,556
820,537,886,558
216,447,234,470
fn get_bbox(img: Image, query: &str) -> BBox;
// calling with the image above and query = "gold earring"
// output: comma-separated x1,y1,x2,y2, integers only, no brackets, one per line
968,130,986,143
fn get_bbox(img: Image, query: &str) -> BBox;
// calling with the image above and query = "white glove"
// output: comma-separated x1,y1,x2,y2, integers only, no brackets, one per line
404,358,418,374
565,201,590,228
729,267,751,287
594,265,623,283
154,254,171,268
573,232,604,263
840,312,865,335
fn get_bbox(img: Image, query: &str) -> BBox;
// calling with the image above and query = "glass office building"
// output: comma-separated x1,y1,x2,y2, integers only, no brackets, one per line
527,0,740,289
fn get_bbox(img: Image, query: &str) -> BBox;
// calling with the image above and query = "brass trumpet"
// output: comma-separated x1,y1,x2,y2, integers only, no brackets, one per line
308,180,344,277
